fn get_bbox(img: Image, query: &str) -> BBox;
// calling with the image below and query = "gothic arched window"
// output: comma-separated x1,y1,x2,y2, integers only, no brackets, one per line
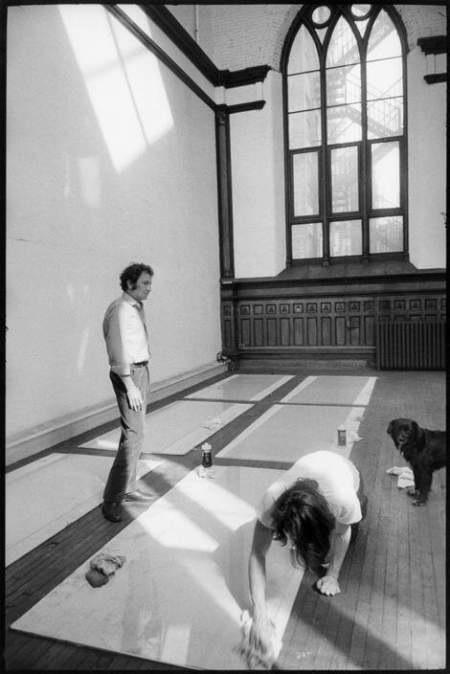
282,4,407,264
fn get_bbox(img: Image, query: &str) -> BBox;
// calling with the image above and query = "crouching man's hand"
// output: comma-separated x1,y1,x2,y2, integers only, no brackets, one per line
316,575,340,596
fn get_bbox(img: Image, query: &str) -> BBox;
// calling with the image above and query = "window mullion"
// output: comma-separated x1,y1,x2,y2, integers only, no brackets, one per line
360,41,369,259
320,50,329,263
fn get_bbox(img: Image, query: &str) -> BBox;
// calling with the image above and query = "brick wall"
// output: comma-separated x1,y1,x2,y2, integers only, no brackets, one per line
169,4,447,71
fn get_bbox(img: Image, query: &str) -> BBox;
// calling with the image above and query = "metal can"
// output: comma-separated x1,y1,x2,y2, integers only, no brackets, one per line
201,443,212,468
337,426,347,446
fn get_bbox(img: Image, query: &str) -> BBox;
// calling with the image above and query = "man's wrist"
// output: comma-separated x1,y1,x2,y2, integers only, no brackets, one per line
325,570,339,580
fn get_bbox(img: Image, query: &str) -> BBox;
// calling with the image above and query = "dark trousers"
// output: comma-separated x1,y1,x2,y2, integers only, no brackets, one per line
103,365,150,504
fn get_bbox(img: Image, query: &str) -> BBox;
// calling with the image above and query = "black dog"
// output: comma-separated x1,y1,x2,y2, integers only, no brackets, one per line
387,418,446,505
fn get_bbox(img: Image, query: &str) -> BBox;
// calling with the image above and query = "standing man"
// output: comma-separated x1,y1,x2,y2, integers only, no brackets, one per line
102,262,155,522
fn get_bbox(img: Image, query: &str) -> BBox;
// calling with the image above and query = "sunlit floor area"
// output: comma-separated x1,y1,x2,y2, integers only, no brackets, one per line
5,368,446,670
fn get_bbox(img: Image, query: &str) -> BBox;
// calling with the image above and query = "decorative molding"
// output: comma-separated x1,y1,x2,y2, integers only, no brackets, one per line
220,272,446,364
218,65,272,88
424,73,447,84
139,4,271,89
227,101,266,114
417,35,447,54
140,4,220,83
108,6,268,115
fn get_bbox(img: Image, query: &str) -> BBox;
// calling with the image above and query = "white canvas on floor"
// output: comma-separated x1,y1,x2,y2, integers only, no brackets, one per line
5,453,162,566
80,399,252,455
11,465,305,670
216,404,365,462
186,373,294,401
282,375,377,406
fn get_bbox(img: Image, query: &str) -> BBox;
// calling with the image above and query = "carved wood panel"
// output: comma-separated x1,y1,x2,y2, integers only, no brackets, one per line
221,291,446,354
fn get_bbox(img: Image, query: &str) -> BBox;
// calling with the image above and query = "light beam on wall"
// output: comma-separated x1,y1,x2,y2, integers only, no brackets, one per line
59,5,173,173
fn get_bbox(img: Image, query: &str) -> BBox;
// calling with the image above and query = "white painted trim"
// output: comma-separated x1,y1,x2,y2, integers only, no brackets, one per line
6,362,228,466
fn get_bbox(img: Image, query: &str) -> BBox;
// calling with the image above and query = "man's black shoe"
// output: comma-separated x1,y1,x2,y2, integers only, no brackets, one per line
123,489,156,503
102,501,123,522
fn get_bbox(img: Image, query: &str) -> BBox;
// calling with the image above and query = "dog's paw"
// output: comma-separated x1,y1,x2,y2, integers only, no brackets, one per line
411,498,427,506
406,488,419,497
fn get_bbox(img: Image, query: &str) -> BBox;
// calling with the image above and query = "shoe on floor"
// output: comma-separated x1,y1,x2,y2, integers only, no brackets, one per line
102,501,123,522
123,489,156,503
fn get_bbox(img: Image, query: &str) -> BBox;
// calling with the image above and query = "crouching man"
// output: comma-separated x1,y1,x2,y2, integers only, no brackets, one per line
248,449,367,655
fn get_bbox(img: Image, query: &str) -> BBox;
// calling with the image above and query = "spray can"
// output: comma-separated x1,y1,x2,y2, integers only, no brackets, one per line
337,426,347,446
198,443,214,478
201,443,212,468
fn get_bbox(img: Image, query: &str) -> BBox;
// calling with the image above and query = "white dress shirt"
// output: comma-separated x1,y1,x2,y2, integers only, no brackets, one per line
103,292,150,376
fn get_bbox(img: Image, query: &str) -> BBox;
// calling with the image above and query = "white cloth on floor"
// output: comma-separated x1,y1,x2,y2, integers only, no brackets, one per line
85,553,126,587
386,466,415,489
202,417,221,430
236,610,282,670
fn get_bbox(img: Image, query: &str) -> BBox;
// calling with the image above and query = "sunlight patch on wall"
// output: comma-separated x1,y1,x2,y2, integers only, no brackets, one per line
77,327,90,373
78,156,101,208
59,5,173,173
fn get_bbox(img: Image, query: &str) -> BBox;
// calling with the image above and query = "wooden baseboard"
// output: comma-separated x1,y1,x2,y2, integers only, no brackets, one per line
6,362,227,466
236,358,374,372
232,347,376,372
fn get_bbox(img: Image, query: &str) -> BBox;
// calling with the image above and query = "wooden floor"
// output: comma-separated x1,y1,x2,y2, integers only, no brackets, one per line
4,367,446,670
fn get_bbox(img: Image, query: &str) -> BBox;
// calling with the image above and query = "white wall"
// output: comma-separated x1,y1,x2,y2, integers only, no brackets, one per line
230,71,286,278
6,5,221,441
407,46,447,269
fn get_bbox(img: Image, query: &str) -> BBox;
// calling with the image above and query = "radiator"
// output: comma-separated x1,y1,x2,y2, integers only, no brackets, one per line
375,321,446,370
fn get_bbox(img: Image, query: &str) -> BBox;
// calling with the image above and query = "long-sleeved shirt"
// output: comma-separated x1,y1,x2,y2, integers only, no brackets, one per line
103,292,150,376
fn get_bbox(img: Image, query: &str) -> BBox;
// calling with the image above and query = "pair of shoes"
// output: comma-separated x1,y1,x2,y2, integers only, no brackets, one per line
102,501,123,522
123,489,155,503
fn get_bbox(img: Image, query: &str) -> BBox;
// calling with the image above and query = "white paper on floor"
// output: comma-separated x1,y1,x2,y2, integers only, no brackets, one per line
217,404,365,462
282,375,377,406
186,373,294,402
11,465,304,670
386,465,415,489
5,453,162,566
79,400,252,455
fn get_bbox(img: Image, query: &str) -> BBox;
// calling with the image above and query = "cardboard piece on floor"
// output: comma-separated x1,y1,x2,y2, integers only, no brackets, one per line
11,465,304,670
217,404,364,462
80,400,252,455
6,453,161,566
186,373,294,401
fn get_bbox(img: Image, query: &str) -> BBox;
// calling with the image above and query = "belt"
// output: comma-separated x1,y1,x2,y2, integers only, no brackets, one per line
132,361,148,367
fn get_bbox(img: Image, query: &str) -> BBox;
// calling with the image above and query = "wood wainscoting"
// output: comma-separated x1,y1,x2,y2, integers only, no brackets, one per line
220,267,446,369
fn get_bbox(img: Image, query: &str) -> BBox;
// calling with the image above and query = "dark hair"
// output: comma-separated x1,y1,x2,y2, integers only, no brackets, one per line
271,478,335,573
120,263,154,291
